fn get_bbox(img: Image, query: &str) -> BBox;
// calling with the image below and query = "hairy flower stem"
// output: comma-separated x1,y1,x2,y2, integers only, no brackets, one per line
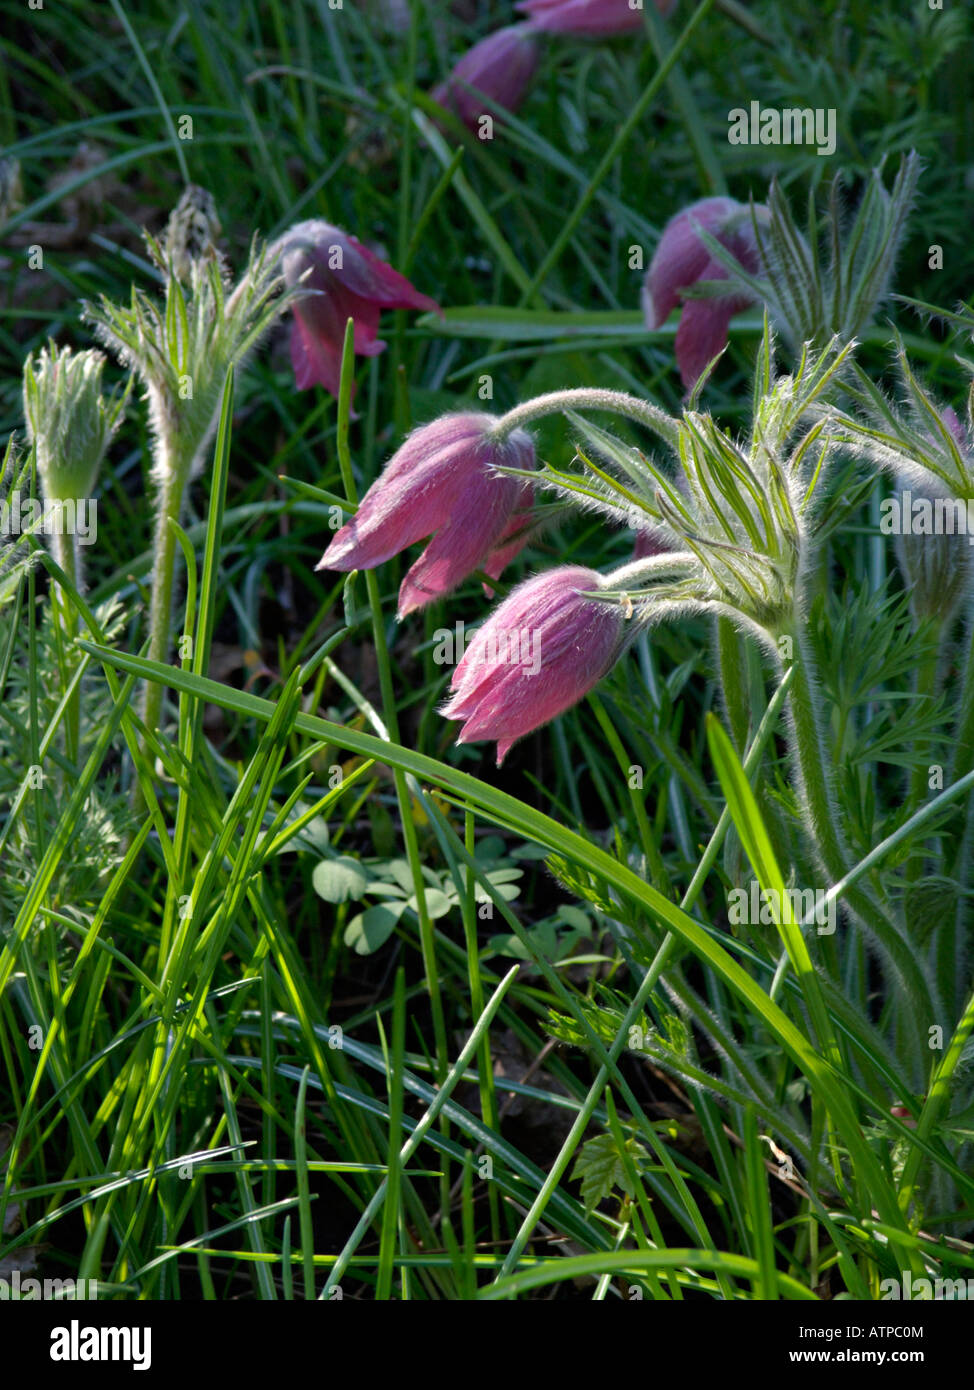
139,442,193,801
50,526,81,762
493,388,677,445
946,611,974,871
942,611,974,1018
717,617,750,753
905,627,942,887
783,623,937,1066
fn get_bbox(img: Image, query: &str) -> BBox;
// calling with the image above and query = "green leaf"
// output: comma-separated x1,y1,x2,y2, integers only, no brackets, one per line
545,853,616,915
285,812,330,856
571,1134,645,1213
344,902,407,956
705,713,844,1077
415,305,651,342
488,920,562,962
406,887,452,920
487,933,536,962
385,859,417,894
559,905,591,933
341,573,360,629
511,843,551,860
363,881,408,900
477,879,521,905
473,834,507,862
312,856,369,904
483,868,523,885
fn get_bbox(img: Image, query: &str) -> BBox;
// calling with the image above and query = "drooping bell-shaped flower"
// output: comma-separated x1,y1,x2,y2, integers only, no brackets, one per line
642,196,764,391
517,0,675,35
441,565,627,763
317,413,535,617
431,25,540,133
271,220,439,399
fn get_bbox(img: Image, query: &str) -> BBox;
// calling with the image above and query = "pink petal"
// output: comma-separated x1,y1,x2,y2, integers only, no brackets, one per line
517,0,654,36
941,407,967,452
643,197,741,328
275,222,440,401
396,477,526,616
632,529,665,561
317,414,534,581
451,612,622,764
331,232,441,314
674,281,751,390
289,278,385,397
481,490,535,595
319,451,471,572
290,315,343,396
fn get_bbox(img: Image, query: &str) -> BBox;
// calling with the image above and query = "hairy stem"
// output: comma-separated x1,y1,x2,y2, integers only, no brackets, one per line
905,619,942,886
493,388,678,445
140,443,191,793
947,606,974,865
783,621,938,1069
717,616,750,753
50,525,80,762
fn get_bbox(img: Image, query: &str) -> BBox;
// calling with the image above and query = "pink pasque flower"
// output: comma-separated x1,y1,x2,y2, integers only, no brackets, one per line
642,196,764,391
317,413,535,618
431,25,540,133
272,220,439,399
516,0,675,36
441,565,627,763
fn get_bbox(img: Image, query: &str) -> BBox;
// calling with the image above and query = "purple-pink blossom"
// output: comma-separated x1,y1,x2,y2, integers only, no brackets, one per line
317,413,535,618
272,220,439,400
431,25,540,133
441,565,627,763
516,0,676,36
642,196,764,391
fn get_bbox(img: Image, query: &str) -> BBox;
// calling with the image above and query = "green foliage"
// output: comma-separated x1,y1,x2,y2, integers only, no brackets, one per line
571,1132,646,1212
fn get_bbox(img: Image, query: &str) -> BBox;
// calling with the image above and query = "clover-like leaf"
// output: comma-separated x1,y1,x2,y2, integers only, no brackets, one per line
344,901,408,955
312,855,369,904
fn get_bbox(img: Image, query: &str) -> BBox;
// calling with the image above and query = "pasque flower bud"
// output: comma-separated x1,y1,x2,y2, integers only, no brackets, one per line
892,413,974,625
22,343,123,504
440,565,627,763
163,184,222,283
318,413,536,618
895,488,973,626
